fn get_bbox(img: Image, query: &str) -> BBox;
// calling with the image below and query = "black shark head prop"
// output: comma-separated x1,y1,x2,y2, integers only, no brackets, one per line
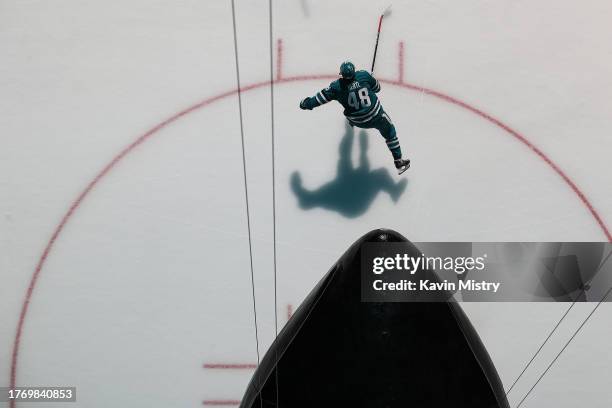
240,229,510,408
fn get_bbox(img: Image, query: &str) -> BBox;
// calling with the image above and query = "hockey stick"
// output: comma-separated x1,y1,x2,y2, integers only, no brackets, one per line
371,5,392,73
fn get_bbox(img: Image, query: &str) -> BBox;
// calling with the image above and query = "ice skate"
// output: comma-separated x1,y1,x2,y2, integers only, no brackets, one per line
394,158,410,175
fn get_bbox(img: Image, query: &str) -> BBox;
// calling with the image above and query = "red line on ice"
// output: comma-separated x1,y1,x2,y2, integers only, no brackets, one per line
10,74,612,407
276,39,283,80
204,363,257,369
398,41,405,83
203,400,241,406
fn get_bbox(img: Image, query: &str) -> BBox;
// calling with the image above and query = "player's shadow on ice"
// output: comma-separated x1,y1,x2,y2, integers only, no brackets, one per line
290,123,408,218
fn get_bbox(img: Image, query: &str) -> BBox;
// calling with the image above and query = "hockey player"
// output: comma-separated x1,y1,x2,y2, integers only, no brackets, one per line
299,61,410,174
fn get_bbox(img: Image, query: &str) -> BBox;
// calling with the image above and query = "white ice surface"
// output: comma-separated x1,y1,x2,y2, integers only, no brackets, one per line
1,0,612,406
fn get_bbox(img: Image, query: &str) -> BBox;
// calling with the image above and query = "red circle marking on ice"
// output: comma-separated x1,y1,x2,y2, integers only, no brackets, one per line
9,75,612,407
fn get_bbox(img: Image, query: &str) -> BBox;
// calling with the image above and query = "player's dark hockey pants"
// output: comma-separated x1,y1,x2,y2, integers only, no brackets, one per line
349,109,402,160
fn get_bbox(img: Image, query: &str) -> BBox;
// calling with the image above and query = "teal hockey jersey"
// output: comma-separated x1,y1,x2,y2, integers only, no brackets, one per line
302,70,382,124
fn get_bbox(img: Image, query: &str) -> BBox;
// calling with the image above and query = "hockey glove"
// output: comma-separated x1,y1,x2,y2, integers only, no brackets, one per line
299,98,312,110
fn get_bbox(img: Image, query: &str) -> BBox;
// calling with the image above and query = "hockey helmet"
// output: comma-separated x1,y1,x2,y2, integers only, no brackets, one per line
339,61,355,79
